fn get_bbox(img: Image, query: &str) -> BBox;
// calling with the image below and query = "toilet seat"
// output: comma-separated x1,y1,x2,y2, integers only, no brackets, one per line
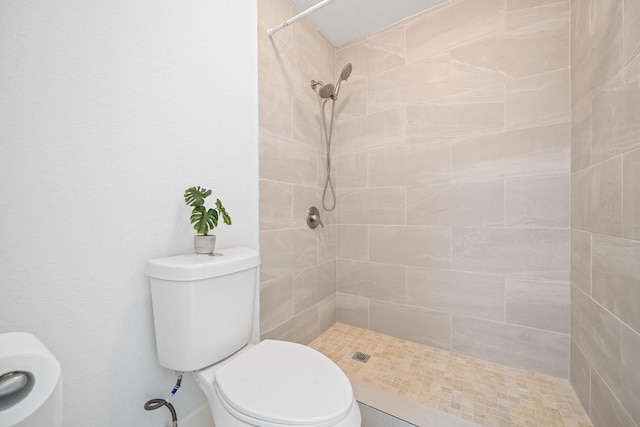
213,340,354,427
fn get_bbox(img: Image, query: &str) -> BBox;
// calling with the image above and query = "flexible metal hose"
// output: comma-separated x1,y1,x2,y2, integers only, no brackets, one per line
144,373,182,427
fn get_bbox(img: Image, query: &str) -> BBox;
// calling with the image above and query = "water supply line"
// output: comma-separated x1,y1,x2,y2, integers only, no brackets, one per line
267,0,337,37
144,372,183,427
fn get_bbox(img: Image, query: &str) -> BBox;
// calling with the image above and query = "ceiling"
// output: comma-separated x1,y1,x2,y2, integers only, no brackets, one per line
290,0,448,47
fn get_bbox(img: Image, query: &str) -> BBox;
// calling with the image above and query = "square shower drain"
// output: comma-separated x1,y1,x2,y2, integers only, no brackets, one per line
352,352,371,363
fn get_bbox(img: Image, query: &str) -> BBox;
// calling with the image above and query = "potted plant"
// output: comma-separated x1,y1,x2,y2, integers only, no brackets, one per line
184,186,232,254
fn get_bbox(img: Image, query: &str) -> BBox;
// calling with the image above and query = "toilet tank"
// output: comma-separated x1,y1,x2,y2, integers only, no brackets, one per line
146,247,260,372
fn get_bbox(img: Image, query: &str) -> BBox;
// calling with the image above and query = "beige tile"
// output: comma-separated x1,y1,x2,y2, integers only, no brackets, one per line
505,175,570,228
370,300,452,350
625,0,640,65
570,339,591,412
336,25,404,79
571,286,622,395
292,18,334,93
337,293,369,329
336,151,368,189
592,234,640,332
406,88,504,145
407,268,505,321
337,188,405,225
259,78,293,137
506,68,571,130
368,143,451,187
623,149,640,239
450,14,569,84
591,85,640,163
292,93,325,147
571,156,623,235
337,225,368,261
337,259,406,303
293,261,336,315
369,226,451,269
260,228,318,281
318,294,336,335
337,108,404,155
570,0,592,75
257,21,294,91
506,278,570,333
571,229,592,295
368,55,457,113
452,124,570,183
259,130,317,185
406,181,504,227
260,274,293,334
452,228,570,276
590,370,636,427
452,316,570,377
621,325,640,426
406,0,505,63
318,224,337,265
335,77,367,119
261,305,318,344
571,100,592,173
259,180,293,230
506,0,570,32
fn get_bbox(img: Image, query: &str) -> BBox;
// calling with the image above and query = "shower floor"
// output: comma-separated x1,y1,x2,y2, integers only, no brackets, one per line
309,323,592,427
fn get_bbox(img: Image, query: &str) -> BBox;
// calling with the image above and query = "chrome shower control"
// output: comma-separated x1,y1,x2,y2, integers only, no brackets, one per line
306,207,324,229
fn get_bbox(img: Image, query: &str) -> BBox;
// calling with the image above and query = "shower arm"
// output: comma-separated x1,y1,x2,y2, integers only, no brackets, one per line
267,0,337,37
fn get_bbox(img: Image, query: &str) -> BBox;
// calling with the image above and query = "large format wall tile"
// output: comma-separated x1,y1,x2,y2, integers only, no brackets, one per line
452,124,570,182
405,0,505,62
370,300,452,350
571,286,621,396
406,268,504,321
571,156,623,235
591,85,640,163
506,0,570,33
571,229,591,294
337,259,406,303
260,228,318,281
592,234,640,332
505,68,571,130
337,108,404,155
590,370,636,427
337,293,369,329
259,131,318,185
337,188,405,225
260,274,293,333
370,226,451,269
505,175,570,228
260,180,293,230
336,25,405,78
570,339,591,413
337,225,368,261
406,181,504,227
506,278,570,333
336,151,368,189
625,0,640,64
293,261,336,315
621,325,640,426
261,306,319,344
623,148,640,239
452,316,570,377
452,228,570,276
368,143,451,187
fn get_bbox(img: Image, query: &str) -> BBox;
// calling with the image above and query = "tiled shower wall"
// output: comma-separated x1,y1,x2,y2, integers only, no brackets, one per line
257,0,338,342
569,0,640,426
334,0,572,378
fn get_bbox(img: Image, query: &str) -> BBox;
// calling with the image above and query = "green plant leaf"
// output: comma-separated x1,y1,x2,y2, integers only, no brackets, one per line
216,199,232,225
190,206,219,235
184,186,212,207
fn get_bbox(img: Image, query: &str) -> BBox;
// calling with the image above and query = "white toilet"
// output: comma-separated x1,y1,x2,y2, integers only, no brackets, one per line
146,247,361,427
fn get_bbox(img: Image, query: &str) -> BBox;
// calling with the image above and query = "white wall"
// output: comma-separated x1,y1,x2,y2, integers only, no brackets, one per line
0,0,257,425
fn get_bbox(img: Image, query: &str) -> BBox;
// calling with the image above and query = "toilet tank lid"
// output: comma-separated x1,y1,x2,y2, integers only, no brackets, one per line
146,247,260,281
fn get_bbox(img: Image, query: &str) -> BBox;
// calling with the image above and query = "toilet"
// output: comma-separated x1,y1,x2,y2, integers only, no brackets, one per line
146,247,361,427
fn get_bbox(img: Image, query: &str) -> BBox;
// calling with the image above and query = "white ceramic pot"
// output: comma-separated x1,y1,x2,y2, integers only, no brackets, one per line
194,235,216,254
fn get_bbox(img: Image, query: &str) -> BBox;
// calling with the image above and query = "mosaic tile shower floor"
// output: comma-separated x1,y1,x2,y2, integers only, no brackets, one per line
309,323,592,427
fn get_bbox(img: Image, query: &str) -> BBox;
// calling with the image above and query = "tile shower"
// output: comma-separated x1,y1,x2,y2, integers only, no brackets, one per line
258,0,640,426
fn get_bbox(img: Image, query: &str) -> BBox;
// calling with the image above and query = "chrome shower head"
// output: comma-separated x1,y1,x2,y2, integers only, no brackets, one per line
318,83,335,99
339,63,352,81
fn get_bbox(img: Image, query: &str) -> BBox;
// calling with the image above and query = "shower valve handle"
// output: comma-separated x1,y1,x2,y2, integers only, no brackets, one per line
306,207,324,229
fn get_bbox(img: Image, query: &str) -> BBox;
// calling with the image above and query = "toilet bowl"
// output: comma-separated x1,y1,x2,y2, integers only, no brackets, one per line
146,247,361,427
195,340,360,427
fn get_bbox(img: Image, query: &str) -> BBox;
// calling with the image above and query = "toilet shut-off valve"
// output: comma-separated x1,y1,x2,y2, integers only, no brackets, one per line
306,207,324,229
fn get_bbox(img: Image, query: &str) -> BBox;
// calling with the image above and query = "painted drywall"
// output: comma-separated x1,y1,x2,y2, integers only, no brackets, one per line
0,0,257,425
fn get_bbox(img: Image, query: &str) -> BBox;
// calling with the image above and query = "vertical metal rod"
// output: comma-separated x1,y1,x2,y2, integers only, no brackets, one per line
267,0,337,37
